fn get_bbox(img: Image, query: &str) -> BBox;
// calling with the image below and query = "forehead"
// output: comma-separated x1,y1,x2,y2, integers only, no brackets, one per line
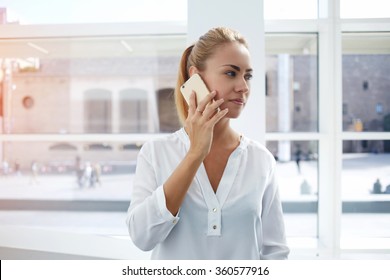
206,42,251,69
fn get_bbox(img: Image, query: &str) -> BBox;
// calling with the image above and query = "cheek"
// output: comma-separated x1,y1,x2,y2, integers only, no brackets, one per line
214,91,224,100
211,81,230,99
214,90,230,103
203,75,227,96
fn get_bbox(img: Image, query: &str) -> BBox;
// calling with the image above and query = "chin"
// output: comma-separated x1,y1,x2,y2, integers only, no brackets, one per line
226,112,242,119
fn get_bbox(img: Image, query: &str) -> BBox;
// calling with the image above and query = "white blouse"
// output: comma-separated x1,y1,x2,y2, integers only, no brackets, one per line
126,128,289,260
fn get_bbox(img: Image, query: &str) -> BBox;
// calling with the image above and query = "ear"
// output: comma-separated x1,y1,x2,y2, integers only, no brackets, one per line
188,66,199,77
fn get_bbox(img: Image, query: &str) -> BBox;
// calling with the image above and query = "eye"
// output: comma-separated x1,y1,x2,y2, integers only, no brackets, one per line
225,71,236,77
245,73,253,81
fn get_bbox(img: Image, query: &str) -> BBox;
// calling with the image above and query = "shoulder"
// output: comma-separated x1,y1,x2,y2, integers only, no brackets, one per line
139,129,185,157
242,137,276,165
137,129,187,168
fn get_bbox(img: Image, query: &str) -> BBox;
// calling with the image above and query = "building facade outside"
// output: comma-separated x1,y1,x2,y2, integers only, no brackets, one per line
1,52,390,173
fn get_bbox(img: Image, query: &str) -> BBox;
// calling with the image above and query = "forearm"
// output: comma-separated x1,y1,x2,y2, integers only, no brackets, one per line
164,91,227,215
163,151,203,215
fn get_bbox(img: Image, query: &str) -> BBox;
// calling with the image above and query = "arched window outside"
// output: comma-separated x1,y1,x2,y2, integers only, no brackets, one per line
119,88,149,133
84,89,112,133
156,88,181,132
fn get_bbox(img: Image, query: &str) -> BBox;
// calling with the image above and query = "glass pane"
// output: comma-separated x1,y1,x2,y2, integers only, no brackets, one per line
264,0,317,20
342,33,390,133
265,34,318,132
0,141,139,201
266,140,318,237
0,35,185,134
0,0,187,24
341,141,390,240
341,0,390,19
0,139,145,236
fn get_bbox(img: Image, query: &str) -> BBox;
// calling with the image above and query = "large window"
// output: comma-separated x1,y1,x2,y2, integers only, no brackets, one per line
0,35,185,225
1,0,390,260
265,33,319,240
265,33,318,133
0,35,185,134
264,3,390,259
341,32,390,252
342,33,390,134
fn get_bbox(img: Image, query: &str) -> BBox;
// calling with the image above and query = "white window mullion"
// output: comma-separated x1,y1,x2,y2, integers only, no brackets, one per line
317,0,343,259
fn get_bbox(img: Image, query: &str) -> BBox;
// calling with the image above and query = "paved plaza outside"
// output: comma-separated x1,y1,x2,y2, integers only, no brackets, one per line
0,153,389,255
1,153,389,201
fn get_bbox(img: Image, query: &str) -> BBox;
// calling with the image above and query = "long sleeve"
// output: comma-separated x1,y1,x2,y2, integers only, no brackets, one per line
125,143,179,251
260,163,290,260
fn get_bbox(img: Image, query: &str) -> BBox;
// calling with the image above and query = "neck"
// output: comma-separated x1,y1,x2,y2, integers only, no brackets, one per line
212,118,240,147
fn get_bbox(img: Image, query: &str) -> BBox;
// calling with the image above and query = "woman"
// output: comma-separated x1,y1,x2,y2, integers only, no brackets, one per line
126,27,289,260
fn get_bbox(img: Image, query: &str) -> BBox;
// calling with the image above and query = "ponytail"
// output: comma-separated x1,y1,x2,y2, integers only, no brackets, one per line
174,44,194,124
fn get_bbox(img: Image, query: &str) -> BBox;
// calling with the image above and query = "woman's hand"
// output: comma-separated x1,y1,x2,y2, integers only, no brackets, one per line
162,90,227,215
185,90,228,160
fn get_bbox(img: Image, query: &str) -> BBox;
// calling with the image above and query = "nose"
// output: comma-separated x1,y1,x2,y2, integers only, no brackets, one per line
235,77,249,94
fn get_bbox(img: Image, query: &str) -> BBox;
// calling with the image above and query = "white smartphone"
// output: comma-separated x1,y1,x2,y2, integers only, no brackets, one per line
180,73,210,105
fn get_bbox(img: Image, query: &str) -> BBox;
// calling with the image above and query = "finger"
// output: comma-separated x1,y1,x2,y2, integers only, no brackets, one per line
203,98,224,118
196,90,217,112
209,108,229,126
188,91,197,116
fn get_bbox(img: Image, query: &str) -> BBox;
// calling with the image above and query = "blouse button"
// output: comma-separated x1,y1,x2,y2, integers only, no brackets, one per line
212,208,217,212
172,219,177,224
213,225,217,230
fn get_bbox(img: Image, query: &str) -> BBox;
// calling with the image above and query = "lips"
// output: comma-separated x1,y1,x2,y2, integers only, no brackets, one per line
229,98,245,105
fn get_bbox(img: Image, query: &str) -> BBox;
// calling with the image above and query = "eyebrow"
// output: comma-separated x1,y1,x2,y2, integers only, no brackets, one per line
222,64,253,73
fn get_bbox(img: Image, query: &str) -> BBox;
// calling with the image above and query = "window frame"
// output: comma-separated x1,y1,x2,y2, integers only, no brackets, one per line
265,2,390,258
1,1,390,259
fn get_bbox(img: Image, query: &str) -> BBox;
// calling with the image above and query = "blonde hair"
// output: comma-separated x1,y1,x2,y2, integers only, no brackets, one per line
174,27,249,124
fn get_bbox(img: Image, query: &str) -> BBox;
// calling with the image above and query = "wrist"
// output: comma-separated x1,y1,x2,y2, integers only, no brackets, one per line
186,149,206,165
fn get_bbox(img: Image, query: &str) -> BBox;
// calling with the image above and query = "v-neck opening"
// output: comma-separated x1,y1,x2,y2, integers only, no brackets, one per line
196,139,245,207
202,146,239,196
204,136,243,195
176,128,248,237
177,127,248,207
